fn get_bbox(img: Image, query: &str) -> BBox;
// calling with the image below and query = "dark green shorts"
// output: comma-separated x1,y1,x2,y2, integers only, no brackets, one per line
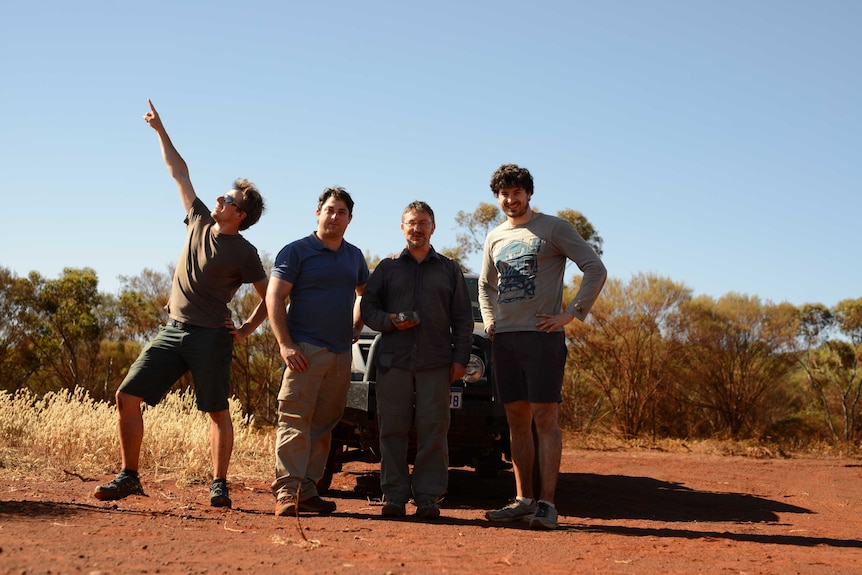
119,322,234,412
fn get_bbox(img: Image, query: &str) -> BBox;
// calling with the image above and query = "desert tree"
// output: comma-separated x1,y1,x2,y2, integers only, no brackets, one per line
677,294,799,438
19,268,113,395
0,267,41,391
797,299,862,442
566,273,691,438
116,266,173,343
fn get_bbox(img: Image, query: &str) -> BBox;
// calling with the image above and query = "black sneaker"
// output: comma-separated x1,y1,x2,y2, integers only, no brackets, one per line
414,502,441,519
210,478,232,508
93,470,145,501
381,502,406,518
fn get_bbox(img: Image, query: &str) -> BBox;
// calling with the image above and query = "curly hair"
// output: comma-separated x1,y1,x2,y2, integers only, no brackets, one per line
232,178,265,230
489,163,534,196
318,186,355,215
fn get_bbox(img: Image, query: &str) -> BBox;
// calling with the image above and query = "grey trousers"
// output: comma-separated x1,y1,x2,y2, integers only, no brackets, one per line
376,365,451,505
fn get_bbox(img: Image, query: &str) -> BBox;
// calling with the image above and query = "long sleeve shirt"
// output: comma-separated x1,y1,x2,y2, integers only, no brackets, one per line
360,247,473,372
478,212,607,333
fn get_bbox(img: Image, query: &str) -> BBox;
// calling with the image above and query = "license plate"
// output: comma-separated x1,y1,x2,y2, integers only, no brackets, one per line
449,387,463,410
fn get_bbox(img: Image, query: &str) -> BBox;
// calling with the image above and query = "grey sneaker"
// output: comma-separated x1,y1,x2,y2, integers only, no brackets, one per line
486,498,536,522
529,501,559,530
209,478,232,508
93,470,145,501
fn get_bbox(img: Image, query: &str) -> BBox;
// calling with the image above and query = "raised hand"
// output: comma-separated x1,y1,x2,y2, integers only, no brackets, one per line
143,99,163,131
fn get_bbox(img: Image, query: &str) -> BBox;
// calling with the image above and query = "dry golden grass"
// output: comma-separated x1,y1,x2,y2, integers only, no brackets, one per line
562,430,861,459
0,387,273,482
2,389,857,485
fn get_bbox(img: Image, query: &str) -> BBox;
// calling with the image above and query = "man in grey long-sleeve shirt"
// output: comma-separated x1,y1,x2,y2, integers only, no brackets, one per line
478,164,607,530
360,201,473,520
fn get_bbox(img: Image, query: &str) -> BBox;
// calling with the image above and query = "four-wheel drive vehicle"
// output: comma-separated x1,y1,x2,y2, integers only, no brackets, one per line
320,275,511,491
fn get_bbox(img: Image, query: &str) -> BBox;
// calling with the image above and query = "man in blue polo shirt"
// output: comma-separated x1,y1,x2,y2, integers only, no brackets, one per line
266,187,369,515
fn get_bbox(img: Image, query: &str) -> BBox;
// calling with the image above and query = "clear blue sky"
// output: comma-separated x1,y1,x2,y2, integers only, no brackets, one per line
2,1,859,307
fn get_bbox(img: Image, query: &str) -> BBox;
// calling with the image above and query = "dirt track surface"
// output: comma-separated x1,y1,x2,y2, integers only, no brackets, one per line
2,448,862,575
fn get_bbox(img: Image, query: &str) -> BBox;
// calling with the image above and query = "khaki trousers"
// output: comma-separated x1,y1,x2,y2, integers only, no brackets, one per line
272,342,351,501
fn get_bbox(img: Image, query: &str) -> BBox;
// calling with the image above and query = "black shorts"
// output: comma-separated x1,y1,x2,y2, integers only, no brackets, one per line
491,331,567,404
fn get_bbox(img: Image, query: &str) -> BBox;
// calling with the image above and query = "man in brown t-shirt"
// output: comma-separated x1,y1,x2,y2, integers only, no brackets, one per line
93,100,269,509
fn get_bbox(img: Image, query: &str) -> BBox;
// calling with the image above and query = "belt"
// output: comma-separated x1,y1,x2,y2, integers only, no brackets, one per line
167,318,198,330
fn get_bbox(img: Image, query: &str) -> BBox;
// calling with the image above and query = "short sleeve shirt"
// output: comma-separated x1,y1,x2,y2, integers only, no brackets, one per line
166,198,267,328
271,233,369,353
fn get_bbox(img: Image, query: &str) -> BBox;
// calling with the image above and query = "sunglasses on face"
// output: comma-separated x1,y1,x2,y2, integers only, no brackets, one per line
222,194,243,210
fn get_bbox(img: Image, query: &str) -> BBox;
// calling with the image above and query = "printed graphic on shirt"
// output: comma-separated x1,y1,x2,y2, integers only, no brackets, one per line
496,238,543,303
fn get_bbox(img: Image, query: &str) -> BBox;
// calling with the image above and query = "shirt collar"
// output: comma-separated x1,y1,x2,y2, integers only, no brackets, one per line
397,245,439,262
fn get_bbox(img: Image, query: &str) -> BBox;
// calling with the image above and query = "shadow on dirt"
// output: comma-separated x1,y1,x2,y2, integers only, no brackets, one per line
0,500,82,519
0,499,155,519
574,523,862,548
331,467,812,524
560,472,812,523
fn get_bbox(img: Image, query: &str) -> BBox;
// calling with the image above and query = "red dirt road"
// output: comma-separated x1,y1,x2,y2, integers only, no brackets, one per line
2,448,862,574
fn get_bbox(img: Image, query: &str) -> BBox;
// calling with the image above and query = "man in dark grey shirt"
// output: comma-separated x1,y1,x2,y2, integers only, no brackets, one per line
360,201,473,519
94,100,269,509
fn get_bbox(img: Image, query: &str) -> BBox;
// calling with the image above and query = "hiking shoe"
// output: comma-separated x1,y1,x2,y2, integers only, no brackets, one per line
414,502,441,520
209,478,232,508
275,495,336,516
486,498,536,522
529,501,559,530
93,471,145,501
381,502,406,518
297,495,336,514
275,496,297,516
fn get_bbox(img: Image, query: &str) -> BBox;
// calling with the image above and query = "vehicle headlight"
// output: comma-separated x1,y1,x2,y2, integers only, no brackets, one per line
462,353,485,383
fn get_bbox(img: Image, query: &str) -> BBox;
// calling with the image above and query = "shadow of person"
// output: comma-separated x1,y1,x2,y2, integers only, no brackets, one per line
555,472,812,523
329,467,813,525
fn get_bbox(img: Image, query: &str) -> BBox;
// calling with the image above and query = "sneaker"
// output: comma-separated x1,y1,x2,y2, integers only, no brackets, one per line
381,502,406,518
93,470,145,501
529,501,559,530
485,498,536,522
209,478,232,508
414,502,440,519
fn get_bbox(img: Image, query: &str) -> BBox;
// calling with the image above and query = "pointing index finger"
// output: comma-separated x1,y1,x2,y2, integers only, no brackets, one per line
147,98,156,113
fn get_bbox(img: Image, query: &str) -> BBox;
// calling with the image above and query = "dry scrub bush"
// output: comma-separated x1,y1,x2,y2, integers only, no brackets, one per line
0,387,272,482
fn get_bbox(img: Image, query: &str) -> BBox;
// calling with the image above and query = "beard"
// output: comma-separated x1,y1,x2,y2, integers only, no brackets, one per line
504,200,530,219
406,235,428,250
